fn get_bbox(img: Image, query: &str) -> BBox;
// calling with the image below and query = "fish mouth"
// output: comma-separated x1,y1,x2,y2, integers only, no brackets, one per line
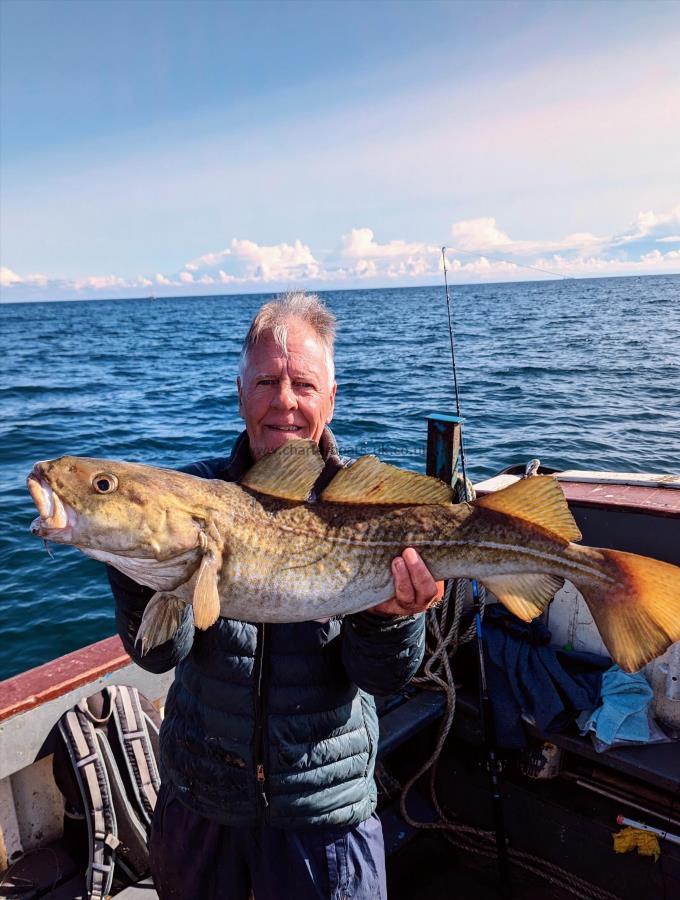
27,465,75,538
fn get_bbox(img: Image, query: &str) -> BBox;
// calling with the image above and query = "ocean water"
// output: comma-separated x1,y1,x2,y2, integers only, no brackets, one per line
1,274,678,680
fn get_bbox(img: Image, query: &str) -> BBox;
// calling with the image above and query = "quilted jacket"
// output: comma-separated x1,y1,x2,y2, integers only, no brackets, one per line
110,429,426,827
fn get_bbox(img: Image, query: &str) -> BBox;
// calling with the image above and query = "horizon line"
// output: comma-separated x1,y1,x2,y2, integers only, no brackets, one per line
2,270,678,306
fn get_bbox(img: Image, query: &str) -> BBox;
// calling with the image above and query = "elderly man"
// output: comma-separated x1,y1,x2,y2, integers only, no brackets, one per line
110,292,441,899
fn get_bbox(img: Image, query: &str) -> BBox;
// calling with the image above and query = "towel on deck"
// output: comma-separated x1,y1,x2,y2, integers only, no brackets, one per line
577,665,656,750
482,604,609,748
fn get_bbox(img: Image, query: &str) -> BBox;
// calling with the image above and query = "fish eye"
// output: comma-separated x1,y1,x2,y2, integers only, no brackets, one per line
92,473,118,494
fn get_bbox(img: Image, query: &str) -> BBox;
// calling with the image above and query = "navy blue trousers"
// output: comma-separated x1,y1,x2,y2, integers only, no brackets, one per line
149,785,387,900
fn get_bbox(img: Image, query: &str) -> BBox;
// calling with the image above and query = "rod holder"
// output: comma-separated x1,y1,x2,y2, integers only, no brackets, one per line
425,412,464,485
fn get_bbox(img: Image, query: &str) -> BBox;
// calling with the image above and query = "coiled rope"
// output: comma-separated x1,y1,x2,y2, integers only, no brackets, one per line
394,475,623,900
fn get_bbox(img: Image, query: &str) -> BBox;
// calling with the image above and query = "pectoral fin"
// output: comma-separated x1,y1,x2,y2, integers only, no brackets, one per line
192,549,222,630
136,592,188,655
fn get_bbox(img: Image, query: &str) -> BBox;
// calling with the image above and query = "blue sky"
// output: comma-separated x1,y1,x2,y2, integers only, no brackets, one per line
1,0,679,301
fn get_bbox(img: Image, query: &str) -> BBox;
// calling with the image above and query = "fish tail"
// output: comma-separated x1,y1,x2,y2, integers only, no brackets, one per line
575,548,680,672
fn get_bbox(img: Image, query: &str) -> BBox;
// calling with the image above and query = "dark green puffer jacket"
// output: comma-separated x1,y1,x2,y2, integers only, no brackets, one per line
110,429,426,827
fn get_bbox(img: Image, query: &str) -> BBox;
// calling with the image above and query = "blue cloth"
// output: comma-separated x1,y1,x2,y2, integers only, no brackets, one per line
482,604,609,748
577,665,653,747
149,782,387,899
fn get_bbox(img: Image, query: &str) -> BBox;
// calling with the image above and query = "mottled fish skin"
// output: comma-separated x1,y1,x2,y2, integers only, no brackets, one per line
26,449,680,672
210,497,608,622
211,499,473,621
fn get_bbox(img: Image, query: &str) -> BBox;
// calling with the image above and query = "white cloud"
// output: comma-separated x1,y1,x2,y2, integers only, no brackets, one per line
353,259,378,278
0,267,24,286
525,249,680,277
0,267,49,287
26,272,49,287
337,228,441,281
450,218,512,251
340,227,436,260
182,238,321,283
72,274,129,291
450,217,602,257
339,210,680,282
610,205,680,247
185,248,231,270
2,203,679,302
228,237,321,281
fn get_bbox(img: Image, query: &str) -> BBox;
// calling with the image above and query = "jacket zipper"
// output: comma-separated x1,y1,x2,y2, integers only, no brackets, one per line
253,622,269,821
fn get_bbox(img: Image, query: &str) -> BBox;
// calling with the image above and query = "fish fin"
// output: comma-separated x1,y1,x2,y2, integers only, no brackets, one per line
475,476,581,543
241,439,324,501
192,547,222,630
575,548,680,673
321,455,453,505
481,573,564,621
136,592,188,655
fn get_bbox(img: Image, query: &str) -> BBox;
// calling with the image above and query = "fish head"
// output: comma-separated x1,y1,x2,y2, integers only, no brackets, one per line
26,456,208,564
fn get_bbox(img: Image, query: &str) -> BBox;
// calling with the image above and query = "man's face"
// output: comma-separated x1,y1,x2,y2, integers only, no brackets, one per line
237,320,337,460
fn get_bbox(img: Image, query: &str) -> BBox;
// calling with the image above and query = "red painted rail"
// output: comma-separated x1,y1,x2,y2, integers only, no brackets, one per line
0,635,130,723
561,481,680,518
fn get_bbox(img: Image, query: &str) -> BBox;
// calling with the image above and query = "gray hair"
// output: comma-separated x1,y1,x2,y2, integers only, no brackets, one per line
239,291,336,384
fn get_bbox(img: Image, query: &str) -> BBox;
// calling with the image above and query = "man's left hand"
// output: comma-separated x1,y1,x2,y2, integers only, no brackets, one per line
371,547,444,617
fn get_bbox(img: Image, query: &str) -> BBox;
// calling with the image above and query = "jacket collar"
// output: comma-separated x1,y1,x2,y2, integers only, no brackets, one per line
223,427,341,485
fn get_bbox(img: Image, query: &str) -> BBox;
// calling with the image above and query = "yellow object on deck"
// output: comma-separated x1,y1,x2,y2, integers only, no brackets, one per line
613,826,661,861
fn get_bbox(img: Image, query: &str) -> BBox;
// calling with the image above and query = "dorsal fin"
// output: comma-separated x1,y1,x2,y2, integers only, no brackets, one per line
320,455,453,505
481,573,564,622
475,476,581,543
241,439,324,501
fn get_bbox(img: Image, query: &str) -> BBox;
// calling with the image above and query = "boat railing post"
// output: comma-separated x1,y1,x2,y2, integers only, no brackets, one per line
425,412,463,484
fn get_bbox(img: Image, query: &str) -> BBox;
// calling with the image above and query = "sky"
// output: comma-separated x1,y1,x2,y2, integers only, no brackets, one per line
1,0,679,302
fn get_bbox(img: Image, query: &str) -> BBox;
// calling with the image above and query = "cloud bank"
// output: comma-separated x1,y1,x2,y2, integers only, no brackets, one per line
2,205,679,302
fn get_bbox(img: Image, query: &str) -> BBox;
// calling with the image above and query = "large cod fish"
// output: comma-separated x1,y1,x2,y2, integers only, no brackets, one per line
27,441,680,672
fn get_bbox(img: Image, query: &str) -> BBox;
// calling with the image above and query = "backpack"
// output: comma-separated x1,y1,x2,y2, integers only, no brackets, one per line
53,685,161,899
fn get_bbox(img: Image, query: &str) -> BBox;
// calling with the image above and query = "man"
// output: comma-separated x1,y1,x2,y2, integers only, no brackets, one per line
110,292,441,899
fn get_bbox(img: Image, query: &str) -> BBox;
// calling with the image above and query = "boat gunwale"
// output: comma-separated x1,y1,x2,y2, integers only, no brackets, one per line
476,476,680,518
0,635,129,724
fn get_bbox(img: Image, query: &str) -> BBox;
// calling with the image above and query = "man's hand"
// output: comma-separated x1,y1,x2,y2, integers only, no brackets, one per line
371,547,444,617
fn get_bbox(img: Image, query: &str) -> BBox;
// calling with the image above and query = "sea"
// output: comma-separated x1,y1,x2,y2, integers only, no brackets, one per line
1,274,678,680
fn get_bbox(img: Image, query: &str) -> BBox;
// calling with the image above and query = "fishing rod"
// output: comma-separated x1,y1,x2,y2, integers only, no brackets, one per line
442,246,512,899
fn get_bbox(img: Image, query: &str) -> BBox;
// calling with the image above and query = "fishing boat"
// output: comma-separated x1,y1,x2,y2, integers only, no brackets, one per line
0,414,678,899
